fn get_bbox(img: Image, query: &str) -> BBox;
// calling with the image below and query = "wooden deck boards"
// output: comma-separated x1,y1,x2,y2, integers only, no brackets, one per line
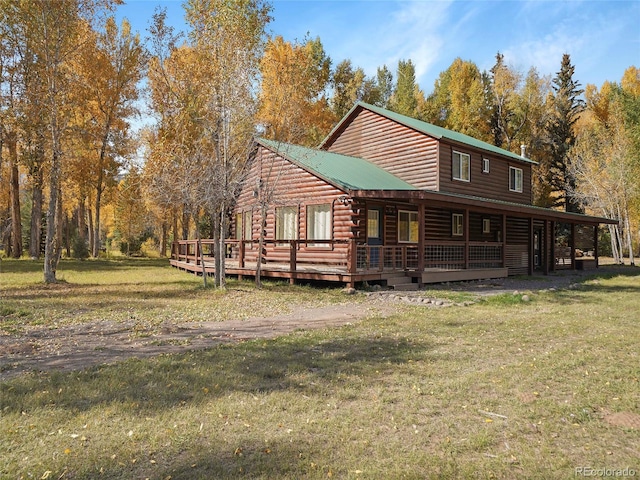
170,258,509,286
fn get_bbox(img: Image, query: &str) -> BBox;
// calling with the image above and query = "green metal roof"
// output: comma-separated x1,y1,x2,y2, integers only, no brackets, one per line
257,138,417,191
323,102,537,165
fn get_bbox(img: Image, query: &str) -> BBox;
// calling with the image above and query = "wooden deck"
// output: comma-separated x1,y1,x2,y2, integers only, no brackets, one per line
170,239,512,288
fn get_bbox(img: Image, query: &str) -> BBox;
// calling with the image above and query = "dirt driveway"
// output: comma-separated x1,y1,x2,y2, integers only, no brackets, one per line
1,265,631,381
0,302,395,380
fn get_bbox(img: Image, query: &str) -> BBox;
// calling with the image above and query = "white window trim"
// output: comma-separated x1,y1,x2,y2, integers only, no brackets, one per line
398,210,419,243
235,213,243,240
509,166,523,193
482,218,491,234
275,206,298,245
307,203,332,247
243,210,252,241
482,158,490,173
452,151,471,182
452,213,464,237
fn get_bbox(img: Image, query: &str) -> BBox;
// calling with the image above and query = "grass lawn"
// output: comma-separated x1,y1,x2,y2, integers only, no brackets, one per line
1,258,639,479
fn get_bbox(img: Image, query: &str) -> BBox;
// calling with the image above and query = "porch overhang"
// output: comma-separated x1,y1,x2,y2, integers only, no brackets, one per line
348,189,618,226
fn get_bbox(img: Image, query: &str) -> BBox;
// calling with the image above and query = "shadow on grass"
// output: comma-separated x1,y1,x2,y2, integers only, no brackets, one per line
540,271,640,305
0,257,171,273
0,331,435,416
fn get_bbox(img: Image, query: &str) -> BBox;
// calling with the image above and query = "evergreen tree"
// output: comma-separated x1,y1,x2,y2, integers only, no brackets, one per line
390,59,418,117
374,65,393,108
547,53,585,212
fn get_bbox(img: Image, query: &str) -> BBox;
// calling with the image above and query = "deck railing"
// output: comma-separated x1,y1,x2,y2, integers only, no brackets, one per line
171,239,505,275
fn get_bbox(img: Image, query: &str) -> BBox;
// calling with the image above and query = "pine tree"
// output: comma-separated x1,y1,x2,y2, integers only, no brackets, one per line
390,59,418,117
548,53,585,212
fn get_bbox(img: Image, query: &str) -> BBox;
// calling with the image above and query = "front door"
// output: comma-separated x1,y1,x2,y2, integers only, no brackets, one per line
367,207,383,268
533,228,543,270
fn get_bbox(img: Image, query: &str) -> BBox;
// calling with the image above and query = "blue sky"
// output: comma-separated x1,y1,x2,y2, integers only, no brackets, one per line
117,0,639,94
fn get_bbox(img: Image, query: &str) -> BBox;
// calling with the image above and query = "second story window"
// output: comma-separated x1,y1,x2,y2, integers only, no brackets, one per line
452,151,470,182
509,166,523,193
482,158,490,173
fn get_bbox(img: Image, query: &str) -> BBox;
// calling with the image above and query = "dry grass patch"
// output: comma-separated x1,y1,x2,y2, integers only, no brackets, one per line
0,258,353,334
1,261,639,478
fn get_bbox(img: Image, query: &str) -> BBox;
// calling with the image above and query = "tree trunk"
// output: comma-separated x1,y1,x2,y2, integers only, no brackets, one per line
92,184,102,258
195,214,207,288
44,152,61,283
624,212,635,266
172,209,178,246
78,198,87,241
255,204,267,288
64,212,71,257
3,200,12,257
212,212,221,288
219,204,226,289
29,168,44,259
8,133,22,258
160,221,167,257
56,185,64,261
87,207,94,256
182,208,189,240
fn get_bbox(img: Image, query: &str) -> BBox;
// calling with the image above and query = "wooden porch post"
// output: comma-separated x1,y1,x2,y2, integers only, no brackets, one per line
502,215,507,268
543,220,550,275
528,217,534,276
464,208,469,269
238,240,245,281
348,239,357,274
239,240,245,268
593,225,599,268
550,221,556,273
418,204,425,287
570,223,576,270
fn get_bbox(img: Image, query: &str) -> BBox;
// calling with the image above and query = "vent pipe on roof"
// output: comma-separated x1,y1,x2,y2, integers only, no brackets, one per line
520,144,527,159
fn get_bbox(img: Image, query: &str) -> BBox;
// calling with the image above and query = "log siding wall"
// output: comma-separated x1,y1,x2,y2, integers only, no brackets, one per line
233,146,354,265
324,107,533,205
323,109,439,190
438,143,533,204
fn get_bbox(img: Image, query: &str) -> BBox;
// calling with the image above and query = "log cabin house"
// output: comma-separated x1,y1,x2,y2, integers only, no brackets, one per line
171,102,616,289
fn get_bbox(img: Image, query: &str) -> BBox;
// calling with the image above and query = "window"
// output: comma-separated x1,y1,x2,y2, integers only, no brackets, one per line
307,204,331,246
482,158,490,173
482,218,491,234
452,151,471,182
276,206,297,243
243,210,252,240
398,210,419,243
367,209,380,239
452,213,463,236
236,211,253,240
509,166,523,193
235,213,243,240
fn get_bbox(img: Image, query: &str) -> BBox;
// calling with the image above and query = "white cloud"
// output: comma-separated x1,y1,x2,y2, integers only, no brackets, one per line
321,1,454,85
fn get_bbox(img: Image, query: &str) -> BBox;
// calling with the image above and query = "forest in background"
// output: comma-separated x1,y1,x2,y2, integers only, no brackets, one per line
1,0,638,284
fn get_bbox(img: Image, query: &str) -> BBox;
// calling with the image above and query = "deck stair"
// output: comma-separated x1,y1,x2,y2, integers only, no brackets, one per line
383,272,419,291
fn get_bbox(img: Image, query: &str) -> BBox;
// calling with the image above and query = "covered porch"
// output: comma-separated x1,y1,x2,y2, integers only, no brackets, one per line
169,220,602,288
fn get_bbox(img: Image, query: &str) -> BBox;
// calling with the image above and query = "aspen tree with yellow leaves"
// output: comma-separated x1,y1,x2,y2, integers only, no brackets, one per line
569,67,640,265
145,1,271,288
258,35,333,146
